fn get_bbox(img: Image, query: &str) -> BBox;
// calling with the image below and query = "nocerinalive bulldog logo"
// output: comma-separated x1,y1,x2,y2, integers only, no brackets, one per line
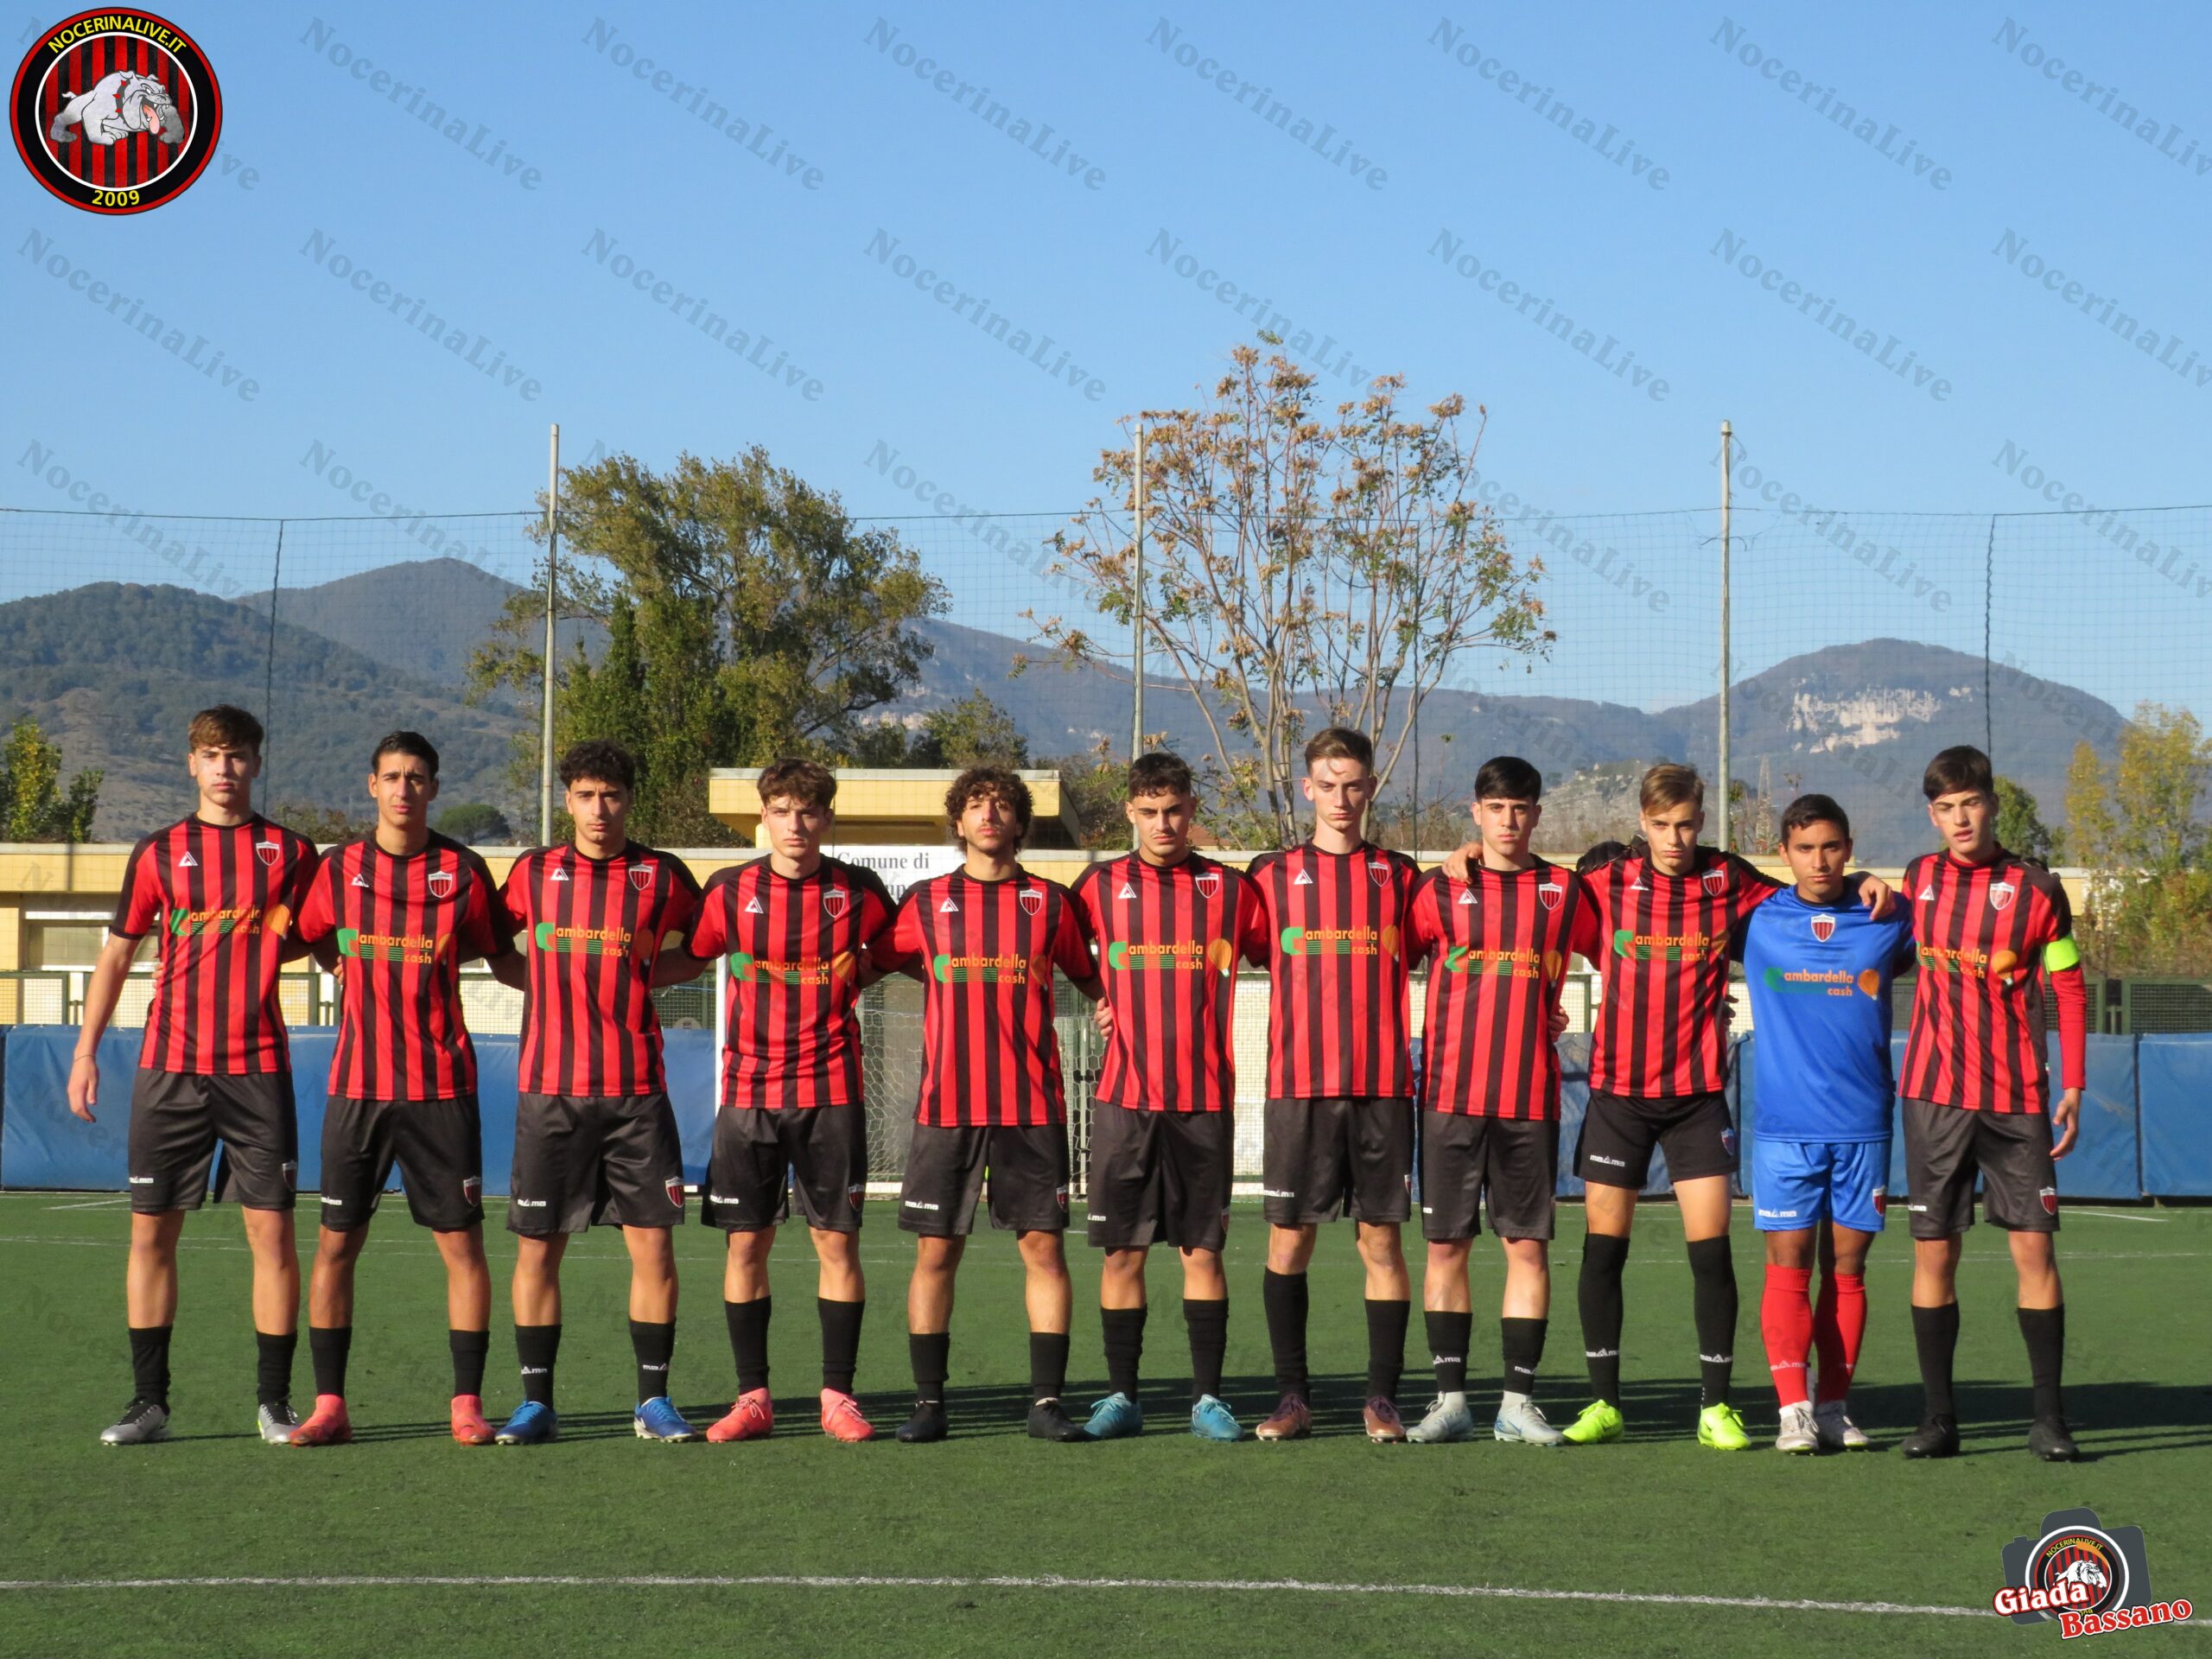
1995,1508,2178,1631
11,10,221,213
1809,912,1836,943
426,869,456,899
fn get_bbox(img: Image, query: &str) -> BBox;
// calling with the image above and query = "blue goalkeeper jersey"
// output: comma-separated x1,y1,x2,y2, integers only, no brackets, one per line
1740,887,1916,1143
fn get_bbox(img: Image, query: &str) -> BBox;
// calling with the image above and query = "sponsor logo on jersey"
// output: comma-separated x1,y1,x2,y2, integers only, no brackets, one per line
938,895,959,912
550,867,570,883
10,8,224,216
1292,869,1314,887
427,869,455,899
1280,923,1397,958
1117,881,1137,900
745,895,765,914
1990,880,2016,912
350,873,371,888
1919,883,1935,900
1457,887,1477,906
1810,912,1836,943
176,850,197,868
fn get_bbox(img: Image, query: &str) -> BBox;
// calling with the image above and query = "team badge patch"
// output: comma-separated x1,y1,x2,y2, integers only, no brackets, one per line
2039,1185,2058,1216
255,839,282,868
1369,860,1393,887
1701,867,1728,896
630,864,656,892
1538,880,1563,911
461,1174,481,1205
1990,880,2016,912
1019,888,1044,916
665,1176,685,1209
822,887,849,918
1193,869,1221,899
1872,1187,1886,1216
280,1159,296,1191
10,9,222,215
1719,1127,1737,1158
1810,912,1836,943
426,868,455,899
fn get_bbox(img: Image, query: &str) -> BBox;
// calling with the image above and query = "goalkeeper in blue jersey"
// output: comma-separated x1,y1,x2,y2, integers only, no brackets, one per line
1737,795,1916,1454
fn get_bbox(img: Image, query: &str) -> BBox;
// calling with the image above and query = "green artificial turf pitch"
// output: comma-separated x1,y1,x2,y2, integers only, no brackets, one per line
0,1193,2205,1658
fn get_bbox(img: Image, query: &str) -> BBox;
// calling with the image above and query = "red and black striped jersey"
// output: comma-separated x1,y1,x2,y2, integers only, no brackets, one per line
296,833,510,1101
1579,849,1779,1098
1239,841,1421,1099
689,856,896,1110
111,815,318,1075
880,868,1092,1128
1406,861,1585,1119
1900,850,2083,1114
1071,852,1256,1113
502,842,701,1097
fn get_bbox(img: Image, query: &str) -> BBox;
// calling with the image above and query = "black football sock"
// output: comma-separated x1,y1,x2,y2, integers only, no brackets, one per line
725,1296,772,1395
818,1298,864,1396
1500,1317,1548,1398
515,1323,561,1408
1425,1309,1472,1395
910,1331,950,1405
254,1330,296,1409
1262,1269,1310,1398
1579,1233,1630,1406
2018,1304,2066,1422
1101,1306,1146,1401
1029,1332,1071,1404
448,1328,490,1398
308,1325,352,1399
1365,1300,1412,1402
1184,1299,1228,1401
1688,1236,1738,1409
128,1325,172,1408
630,1319,677,1405
1910,1302,1959,1420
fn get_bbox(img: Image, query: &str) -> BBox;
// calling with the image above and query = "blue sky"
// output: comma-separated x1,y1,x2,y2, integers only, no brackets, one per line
6,0,2209,712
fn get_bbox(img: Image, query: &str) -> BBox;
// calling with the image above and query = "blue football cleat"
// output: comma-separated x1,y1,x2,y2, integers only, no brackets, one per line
1082,1391,1144,1440
1189,1394,1243,1442
495,1401,559,1445
633,1395,699,1442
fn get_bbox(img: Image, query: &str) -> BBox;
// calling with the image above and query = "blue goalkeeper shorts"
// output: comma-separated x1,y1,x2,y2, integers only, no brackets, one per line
1750,1136,1889,1234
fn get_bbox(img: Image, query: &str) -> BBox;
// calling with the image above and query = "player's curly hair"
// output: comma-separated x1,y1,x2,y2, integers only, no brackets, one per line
559,739,636,792
1127,751,1194,799
944,765,1032,847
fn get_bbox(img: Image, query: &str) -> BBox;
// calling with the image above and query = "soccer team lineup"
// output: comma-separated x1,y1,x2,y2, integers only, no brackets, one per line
71,704,2088,1464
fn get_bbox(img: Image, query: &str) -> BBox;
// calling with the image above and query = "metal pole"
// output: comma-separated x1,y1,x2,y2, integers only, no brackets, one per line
1132,417,1146,769
538,423,560,845
1717,418,1732,855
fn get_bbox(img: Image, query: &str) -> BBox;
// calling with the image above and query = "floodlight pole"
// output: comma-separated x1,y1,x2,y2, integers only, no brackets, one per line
1718,418,1733,855
538,423,560,846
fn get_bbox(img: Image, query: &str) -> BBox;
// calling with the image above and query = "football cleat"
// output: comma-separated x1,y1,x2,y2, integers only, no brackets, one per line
1698,1402,1751,1451
818,1389,875,1443
1027,1398,1087,1442
1363,1397,1408,1444
1254,1394,1312,1442
894,1398,948,1444
290,1394,353,1447
1775,1402,1819,1454
1812,1400,1869,1451
1560,1400,1624,1445
495,1400,559,1446
633,1396,700,1442
1492,1397,1566,1446
706,1388,774,1444
1900,1414,1960,1459
449,1395,495,1446
1406,1393,1477,1444
257,1402,302,1446
1189,1395,1243,1442
1082,1392,1144,1440
2028,1416,2080,1462
99,1397,169,1446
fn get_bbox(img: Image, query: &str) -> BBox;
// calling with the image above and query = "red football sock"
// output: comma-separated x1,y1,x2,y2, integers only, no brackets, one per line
1760,1265,1815,1408
1813,1272,1866,1403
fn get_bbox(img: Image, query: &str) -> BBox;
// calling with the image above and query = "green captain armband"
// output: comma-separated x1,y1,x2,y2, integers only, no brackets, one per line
2044,935,2082,972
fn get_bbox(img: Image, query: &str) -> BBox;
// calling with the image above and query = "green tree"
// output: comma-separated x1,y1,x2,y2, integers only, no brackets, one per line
0,717,100,841
434,802,512,844
2064,706,2212,974
473,447,947,843
1994,775,2062,865
843,693,1032,770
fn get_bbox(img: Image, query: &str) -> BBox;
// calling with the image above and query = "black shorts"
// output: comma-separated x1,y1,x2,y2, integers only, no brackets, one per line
1421,1113,1560,1242
508,1091,687,1236
899,1122,1070,1237
1261,1096,1414,1226
319,1094,484,1233
1085,1104,1233,1253
1574,1090,1736,1189
1902,1098,2060,1238
126,1070,296,1213
701,1104,867,1235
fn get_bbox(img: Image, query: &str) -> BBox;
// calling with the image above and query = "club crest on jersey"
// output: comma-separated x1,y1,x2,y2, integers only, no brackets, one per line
462,1174,481,1205
1538,881,1563,911
1810,912,1836,943
1701,866,1728,896
1020,888,1045,917
1872,1187,1887,1216
1193,869,1221,899
666,1176,685,1209
629,865,656,893
255,840,283,868
1990,880,2017,912
2039,1185,2058,1216
1368,860,1393,887
427,869,455,899
822,887,849,918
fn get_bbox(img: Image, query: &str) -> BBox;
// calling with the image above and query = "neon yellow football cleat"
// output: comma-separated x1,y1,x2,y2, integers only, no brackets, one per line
1698,1402,1751,1450
1560,1400,1624,1445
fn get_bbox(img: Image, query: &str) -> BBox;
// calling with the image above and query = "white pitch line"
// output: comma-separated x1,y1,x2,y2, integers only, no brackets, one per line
0,1571,1992,1618
43,1196,129,1211
2064,1209,2171,1224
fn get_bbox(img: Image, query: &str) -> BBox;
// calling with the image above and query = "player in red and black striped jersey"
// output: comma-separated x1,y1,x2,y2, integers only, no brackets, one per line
876,767,1101,1445
1402,757,1583,1447
684,759,898,1446
1066,752,1259,1442
289,731,519,1449
1239,728,1422,1445
491,741,709,1446
68,705,320,1447
1898,747,2089,1463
